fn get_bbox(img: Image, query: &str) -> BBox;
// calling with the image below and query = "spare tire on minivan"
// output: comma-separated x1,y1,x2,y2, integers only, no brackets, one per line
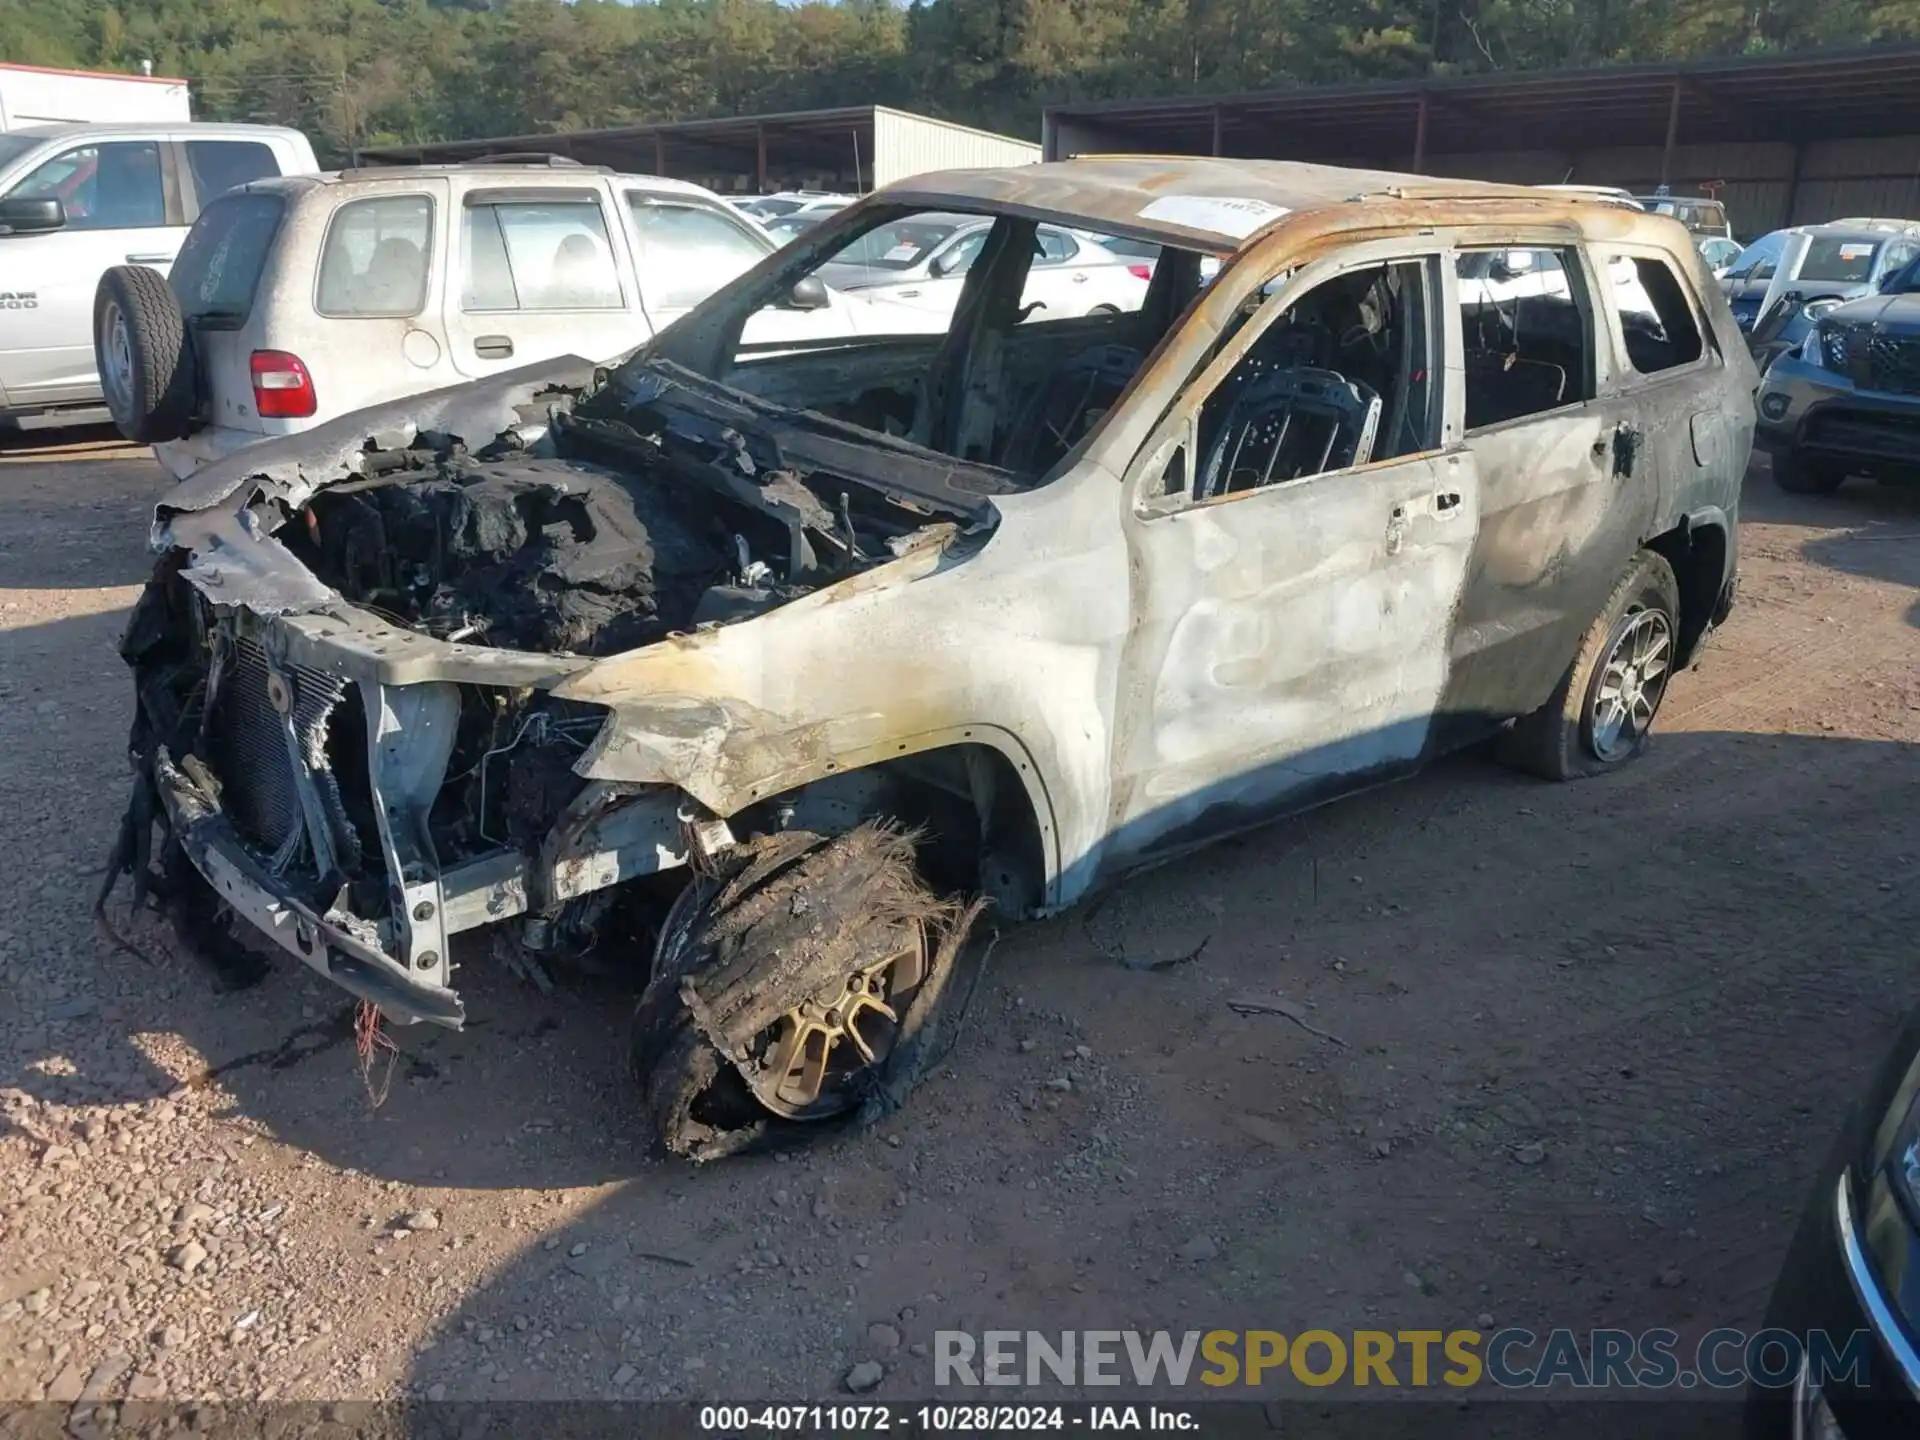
94,265,198,444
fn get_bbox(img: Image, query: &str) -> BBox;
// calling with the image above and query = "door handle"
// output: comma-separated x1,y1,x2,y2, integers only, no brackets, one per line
1434,490,1462,514
896,289,920,298
1609,421,1641,477
1071,271,1089,283
474,334,514,359
1385,503,1408,555
125,253,171,264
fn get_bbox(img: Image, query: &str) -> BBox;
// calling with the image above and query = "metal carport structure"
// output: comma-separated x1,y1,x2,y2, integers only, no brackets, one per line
1042,44,1920,236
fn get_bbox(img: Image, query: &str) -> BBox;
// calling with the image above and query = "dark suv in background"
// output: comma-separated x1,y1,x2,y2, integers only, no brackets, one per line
1753,255,1920,492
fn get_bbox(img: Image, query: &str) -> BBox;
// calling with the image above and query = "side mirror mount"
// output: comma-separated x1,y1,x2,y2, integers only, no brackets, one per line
1489,248,1536,281
0,196,65,236
929,250,964,279
786,275,831,311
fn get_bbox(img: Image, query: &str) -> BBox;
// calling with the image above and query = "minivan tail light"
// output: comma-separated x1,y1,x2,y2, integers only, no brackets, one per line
250,350,316,419
1127,263,1154,281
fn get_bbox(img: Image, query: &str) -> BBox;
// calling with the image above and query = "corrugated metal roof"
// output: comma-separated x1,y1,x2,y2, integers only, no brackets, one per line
1044,42,1920,159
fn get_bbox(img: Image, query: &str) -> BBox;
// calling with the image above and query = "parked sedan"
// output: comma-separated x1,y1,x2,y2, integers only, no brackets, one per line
1746,1004,1920,1439
763,210,831,244
734,191,852,223
816,213,1149,320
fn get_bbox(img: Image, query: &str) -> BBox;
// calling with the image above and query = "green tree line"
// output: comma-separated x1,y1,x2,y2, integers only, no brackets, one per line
4,0,1919,162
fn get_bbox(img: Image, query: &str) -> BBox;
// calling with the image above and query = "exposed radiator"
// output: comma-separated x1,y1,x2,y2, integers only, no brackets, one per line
207,637,364,874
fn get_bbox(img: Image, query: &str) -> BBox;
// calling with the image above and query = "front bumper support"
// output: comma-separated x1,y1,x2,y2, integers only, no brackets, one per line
154,740,708,1027
156,749,467,1028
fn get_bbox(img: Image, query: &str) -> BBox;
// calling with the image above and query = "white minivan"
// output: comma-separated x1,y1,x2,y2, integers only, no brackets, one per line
95,160,939,477
0,121,315,429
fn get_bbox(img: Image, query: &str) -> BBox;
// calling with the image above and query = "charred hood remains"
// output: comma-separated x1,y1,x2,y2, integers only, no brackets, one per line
102,360,992,1033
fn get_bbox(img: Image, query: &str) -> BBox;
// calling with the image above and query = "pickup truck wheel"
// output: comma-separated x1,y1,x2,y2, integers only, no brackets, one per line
1770,450,1845,495
631,823,969,1162
94,265,197,444
1502,550,1681,780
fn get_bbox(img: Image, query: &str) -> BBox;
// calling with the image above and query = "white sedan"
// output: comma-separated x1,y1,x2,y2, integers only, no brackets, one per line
815,213,1149,321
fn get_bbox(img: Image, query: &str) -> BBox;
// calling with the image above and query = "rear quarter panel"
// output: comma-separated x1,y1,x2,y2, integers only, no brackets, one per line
227,178,457,435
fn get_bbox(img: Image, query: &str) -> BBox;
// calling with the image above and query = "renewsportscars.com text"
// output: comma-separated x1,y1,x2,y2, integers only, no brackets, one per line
934,1327,1872,1391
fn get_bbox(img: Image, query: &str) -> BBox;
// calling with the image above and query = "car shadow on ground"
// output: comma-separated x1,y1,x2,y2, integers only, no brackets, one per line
1793,486,1920,631
0,422,136,462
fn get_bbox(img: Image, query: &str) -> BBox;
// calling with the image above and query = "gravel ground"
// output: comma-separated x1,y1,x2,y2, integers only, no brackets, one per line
2,428,1918,1413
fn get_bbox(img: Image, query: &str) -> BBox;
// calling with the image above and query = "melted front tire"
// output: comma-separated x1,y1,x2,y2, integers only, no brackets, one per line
630,822,980,1162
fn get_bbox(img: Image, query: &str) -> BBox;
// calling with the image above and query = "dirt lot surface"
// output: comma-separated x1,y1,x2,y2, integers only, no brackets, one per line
2,427,1918,1416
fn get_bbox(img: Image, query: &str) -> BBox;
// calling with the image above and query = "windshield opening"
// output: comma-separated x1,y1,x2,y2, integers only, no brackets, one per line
1726,235,1783,282
0,134,40,174
1882,259,1920,296
606,202,1217,487
1801,237,1882,284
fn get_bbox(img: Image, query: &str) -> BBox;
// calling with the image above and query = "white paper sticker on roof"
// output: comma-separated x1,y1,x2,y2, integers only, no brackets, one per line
1138,195,1291,241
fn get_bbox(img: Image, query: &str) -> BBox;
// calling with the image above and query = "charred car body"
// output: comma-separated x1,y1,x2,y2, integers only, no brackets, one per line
109,159,1752,1159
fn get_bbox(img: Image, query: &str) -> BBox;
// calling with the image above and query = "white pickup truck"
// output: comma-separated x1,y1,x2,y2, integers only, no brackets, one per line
0,120,315,430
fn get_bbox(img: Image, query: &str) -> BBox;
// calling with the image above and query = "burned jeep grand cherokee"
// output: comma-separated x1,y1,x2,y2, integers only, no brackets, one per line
107,159,1751,1160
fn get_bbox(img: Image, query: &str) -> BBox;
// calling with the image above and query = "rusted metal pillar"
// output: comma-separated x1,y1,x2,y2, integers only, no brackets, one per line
1659,79,1682,187
1412,93,1430,173
1210,104,1224,157
756,123,768,193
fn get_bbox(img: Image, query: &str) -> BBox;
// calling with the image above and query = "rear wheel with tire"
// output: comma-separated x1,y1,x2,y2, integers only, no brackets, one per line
631,822,979,1162
94,265,197,443
1502,550,1681,780
1771,449,1845,495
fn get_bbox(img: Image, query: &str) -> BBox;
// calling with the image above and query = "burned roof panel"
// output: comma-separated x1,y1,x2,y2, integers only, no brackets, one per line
876,156,1597,251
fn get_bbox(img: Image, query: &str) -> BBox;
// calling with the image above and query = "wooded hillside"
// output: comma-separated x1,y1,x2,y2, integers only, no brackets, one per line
3,0,1913,161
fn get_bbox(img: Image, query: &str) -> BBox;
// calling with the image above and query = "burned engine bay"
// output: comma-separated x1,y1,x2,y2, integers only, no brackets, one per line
111,361,1010,995
282,365,1005,657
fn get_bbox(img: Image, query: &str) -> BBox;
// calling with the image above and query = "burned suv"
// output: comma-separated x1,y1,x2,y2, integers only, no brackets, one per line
108,159,1751,1160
